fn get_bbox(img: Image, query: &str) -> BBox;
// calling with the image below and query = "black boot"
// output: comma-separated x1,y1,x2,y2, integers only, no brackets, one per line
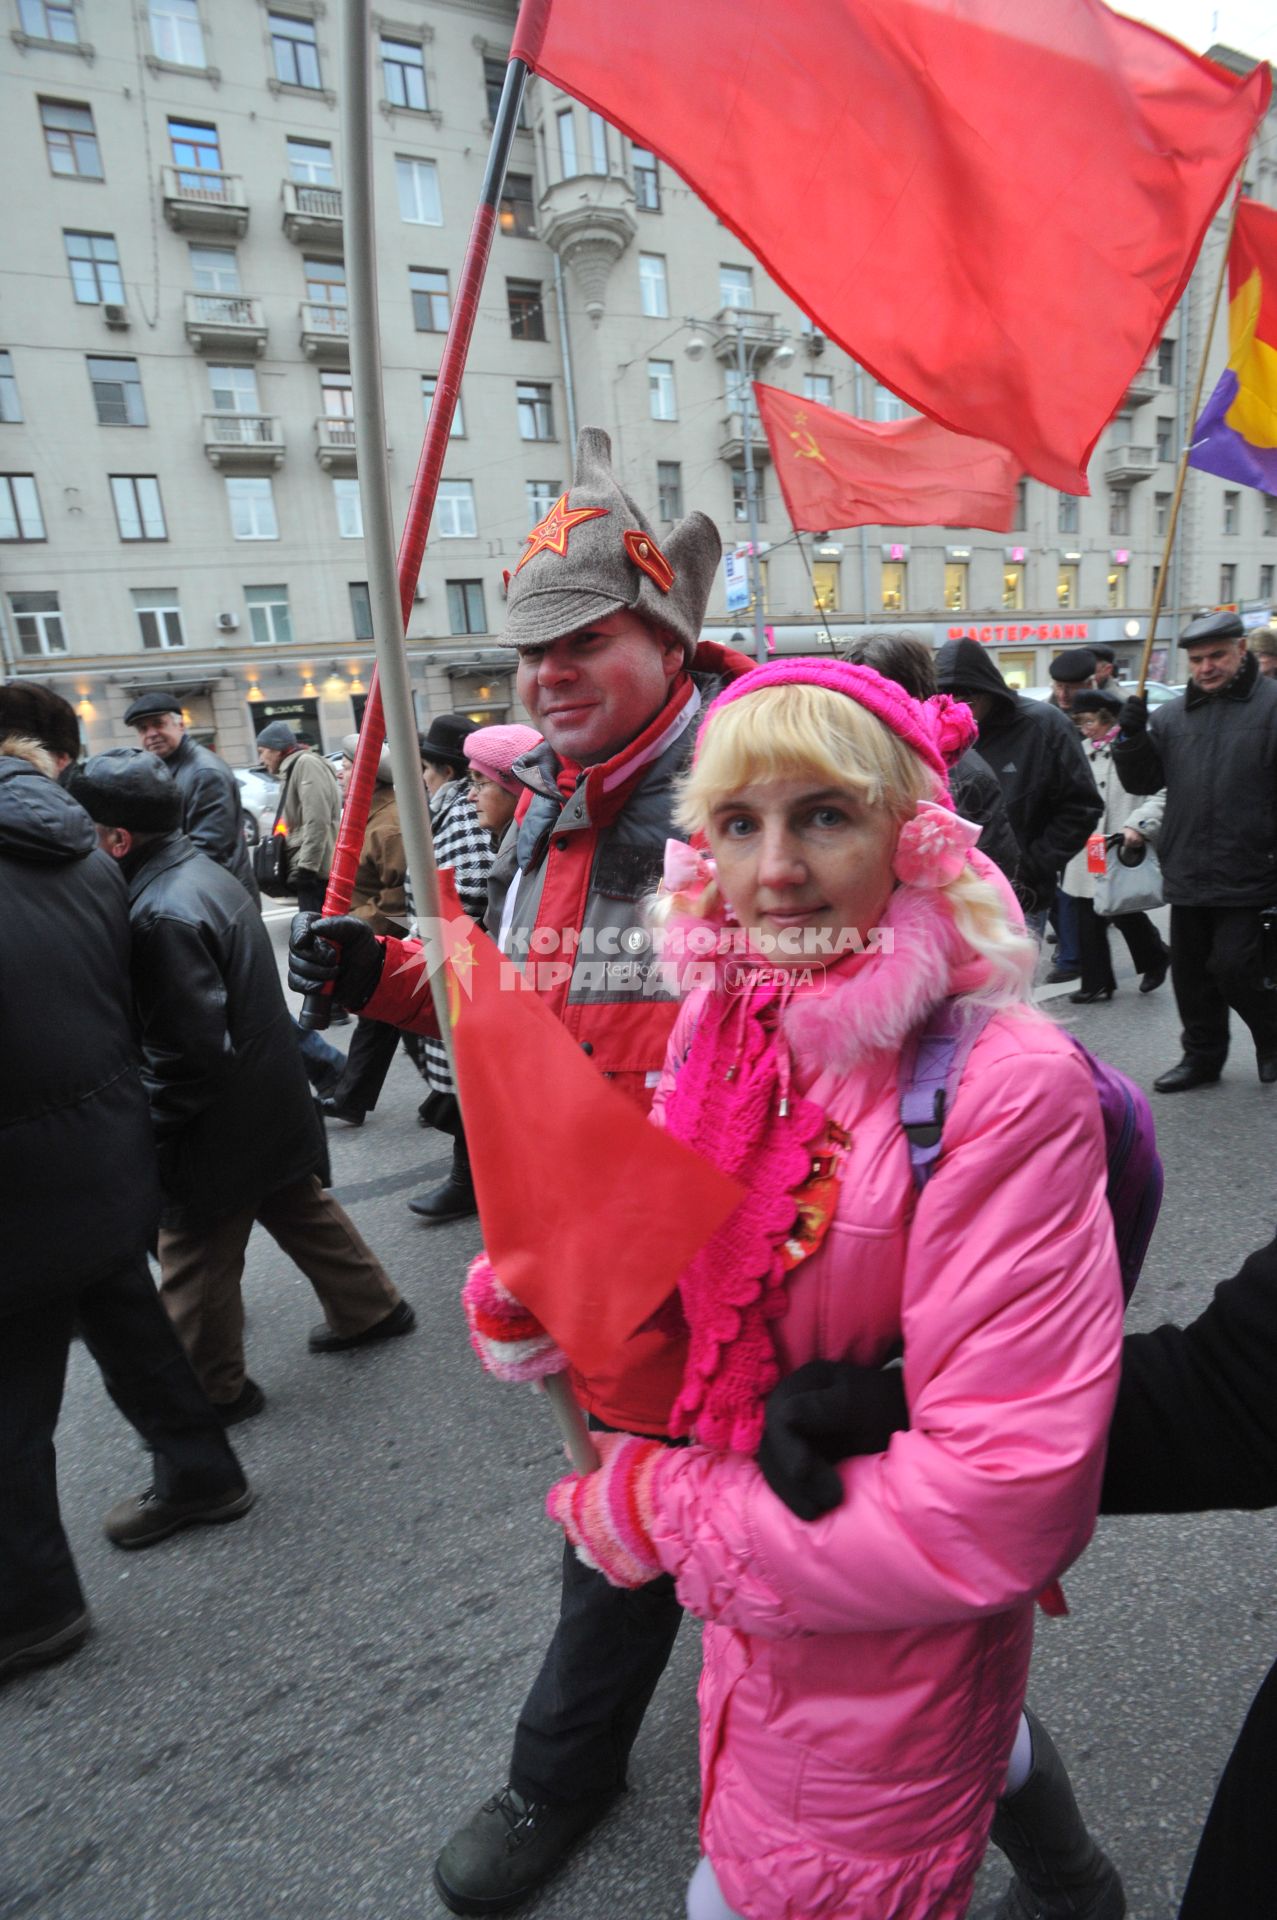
991,1709,1126,1919
409,1130,477,1223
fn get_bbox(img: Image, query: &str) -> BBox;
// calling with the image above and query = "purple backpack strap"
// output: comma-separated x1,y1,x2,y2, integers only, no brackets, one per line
899,1001,994,1188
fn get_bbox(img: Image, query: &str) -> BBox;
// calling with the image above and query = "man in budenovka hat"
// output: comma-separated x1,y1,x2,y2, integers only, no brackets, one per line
290,428,751,1912
1114,610,1277,1091
123,690,258,900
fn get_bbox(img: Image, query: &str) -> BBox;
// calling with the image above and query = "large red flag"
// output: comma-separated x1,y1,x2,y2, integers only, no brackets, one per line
510,0,1269,493
417,876,743,1380
754,381,1020,532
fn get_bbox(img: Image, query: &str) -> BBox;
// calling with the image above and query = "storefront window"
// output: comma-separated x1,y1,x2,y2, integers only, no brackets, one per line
943,562,967,612
999,650,1035,690
1106,566,1127,610
1002,564,1024,610
881,561,905,612
1057,563,1079,610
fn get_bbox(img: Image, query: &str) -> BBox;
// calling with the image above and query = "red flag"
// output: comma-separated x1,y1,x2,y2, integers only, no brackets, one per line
422,876,743,1380
754,382,1020,532
510,0,1269,493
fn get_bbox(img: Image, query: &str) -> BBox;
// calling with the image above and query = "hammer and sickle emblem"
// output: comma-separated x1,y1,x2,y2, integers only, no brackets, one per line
787,410,828,465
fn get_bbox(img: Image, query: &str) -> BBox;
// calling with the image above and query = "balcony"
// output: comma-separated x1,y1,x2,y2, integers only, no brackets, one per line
282,179,343,247
710,308,788,369
315,414,357,471
299,301,350,363
1123,356,1160,408
718,411,773,467
162,165,249,236
537,175,636,322
1104,442,1156,485
184,292,268,356
202,412,285,470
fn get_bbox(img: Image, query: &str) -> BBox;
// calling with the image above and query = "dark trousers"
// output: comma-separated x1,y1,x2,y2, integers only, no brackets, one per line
1170,904,1277,1067
1180,1654,1277,1919
1075,895,1167,995
334,1015,402,1113
0,1252,243,1635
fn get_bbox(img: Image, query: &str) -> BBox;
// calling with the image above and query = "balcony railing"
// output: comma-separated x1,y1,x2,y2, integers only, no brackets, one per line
315,413,357,470
299,300,351,361
718,410,773,466
1104,442,1156,485
184,292,267,355
162,165,249,235
282,178,343,245
202,411,285,468
1123,356,1160,408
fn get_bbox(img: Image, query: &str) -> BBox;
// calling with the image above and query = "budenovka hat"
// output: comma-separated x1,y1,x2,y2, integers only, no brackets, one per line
419,712,479,773
500,426,721,659
74,748,182,832
463,723,543,795
1048,647,1097,683
123,690,184,726
255,720,299,751
1181,609,1245,647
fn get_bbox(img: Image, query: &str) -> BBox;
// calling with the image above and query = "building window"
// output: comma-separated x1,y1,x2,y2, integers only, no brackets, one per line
588,111,608,174
638,253,668,319
396,155,441,226
1265,498,1277,537
349,580,373,639
1260,564,1274,602
719,265,754,311
89,356,146,426
517,381,554,440
304,254,345,307
1057,562,1079,610
421,375,464,437
556,108,578,177
9,590,66,656
381,36,427,110
0,476,45,542
410,267,450,332
1057,492,1079,535
320,368,352,418
1154,490,1171,538
20,0,78,41
881,561,906,612
1223,489,1240,535
0,353,22,423
812,560,839,613
332,477,361,538
1151,563,1160,604
648,359,676,422
482,54,528,127
1155,415,1174,462
943,561,968,612
287,137,333,185
872,383,907,423
149,0,204,66
632,146,659,210
188,244,240,294
656,461,682,519
1015,478,1028,527
526,479,559,521
169,116,220,190
208,363,259,412
111,475,166,541
64,232,123,306
226,476,278,540
1220,562,1236,602
1003,563,1025,610
1157,337,1176,384
447,579,487,635
245,584,292,645
499,173,535,238
41,99,102,179
507,278,545,341
133,588,185,650
803,374,833,406
271,13,322,89
1108,490,1130,537
731,467,766,522
436,480,478,539
1107,565,1128,610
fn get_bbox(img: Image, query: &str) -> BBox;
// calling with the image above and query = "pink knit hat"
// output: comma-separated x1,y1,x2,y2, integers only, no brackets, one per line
463,722,543,795
700,657,975,785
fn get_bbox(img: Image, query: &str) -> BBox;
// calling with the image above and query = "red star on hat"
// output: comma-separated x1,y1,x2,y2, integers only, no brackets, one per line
514,493,610,575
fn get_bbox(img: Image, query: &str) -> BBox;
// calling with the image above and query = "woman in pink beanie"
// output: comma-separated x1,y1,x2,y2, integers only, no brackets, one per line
463,723,542,840
539,658,1123,1920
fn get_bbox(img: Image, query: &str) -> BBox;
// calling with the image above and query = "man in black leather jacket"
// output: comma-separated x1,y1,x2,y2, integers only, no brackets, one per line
124,691,258,902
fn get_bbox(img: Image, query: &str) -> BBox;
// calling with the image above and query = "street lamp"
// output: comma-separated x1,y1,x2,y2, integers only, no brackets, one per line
683,309,794,664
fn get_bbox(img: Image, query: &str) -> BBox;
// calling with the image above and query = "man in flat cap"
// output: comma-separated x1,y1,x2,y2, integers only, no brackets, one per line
1090,643,1119,690
255,720,341,913
290,427,750,1914
1115,610,1277,1090
1047,646,1098,712
76,749,414,1422
124,691,257,899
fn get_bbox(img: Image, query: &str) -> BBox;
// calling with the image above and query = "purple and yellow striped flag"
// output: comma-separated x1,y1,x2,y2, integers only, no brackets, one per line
1189,198,1277,497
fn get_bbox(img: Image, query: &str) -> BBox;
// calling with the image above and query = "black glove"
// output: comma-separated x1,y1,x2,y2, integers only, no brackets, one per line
1116,694,1148,737
758,1359,910,1521
288,913,385,1010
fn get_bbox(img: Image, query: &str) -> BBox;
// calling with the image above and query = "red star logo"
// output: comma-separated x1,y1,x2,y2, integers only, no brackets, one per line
514,494,610,575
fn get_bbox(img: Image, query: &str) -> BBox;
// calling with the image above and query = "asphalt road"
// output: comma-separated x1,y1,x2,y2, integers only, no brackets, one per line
4,907,1275,1920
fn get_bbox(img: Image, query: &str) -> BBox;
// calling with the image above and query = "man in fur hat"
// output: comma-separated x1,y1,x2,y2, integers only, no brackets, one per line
289,428,750,1913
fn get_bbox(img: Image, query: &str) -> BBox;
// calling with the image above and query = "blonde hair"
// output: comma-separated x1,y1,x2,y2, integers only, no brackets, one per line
672,683,1036,1011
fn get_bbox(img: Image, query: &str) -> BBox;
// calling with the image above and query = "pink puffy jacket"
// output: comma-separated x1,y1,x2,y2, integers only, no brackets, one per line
646,890,1124,1920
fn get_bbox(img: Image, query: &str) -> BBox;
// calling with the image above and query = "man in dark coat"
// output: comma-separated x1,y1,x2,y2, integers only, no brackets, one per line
0,686,251,1684
1113,609,1277,1091
75,749,415,1423
935,638,1101,922
124,690,258,901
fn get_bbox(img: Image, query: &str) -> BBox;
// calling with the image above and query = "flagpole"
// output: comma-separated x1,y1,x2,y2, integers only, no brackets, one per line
1137,180,1244,695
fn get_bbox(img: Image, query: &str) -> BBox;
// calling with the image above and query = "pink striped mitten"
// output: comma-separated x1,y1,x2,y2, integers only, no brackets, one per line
462,1252,566,1382
545,1431,669,1588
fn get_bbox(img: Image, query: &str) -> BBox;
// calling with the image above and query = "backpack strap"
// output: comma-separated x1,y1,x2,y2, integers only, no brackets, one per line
898,1000,993,1189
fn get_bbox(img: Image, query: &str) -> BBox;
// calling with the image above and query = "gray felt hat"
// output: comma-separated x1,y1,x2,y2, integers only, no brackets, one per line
499,427,721,659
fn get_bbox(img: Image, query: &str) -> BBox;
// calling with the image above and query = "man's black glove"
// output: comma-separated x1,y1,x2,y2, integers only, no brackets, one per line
288,913,385,1011
759,1359,910,1521
1116,694,1148,737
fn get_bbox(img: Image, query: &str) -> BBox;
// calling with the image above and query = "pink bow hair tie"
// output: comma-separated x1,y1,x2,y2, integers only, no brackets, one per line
892,801,982,888
662,838,716,894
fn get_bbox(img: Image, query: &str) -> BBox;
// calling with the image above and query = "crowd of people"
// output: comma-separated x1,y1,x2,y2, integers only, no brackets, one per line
6,427,1277,1920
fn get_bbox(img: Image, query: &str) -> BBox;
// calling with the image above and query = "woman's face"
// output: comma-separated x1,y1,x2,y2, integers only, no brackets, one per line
470,773,516,836
1075,710,1111,741
705,773,900,968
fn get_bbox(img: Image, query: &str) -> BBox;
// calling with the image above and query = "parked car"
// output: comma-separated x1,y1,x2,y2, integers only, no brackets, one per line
1019,680,1179,708
234,766,279,848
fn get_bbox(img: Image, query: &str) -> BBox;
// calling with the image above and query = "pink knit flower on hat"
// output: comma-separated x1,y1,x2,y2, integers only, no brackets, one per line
662,837,716,897
892,800,982,888
928,693,978,765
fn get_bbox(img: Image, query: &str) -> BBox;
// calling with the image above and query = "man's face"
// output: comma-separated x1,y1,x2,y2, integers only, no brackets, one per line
516,612,684,766
1093,660,1115,686
1052,676,1094,711
258,745,285,776
1186,639,1246,694
134,711,184,758
1256,652,1277,679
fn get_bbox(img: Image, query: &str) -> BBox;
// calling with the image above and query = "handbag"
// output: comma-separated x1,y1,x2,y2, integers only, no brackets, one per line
251,778,294,897
1094,833,1163,918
